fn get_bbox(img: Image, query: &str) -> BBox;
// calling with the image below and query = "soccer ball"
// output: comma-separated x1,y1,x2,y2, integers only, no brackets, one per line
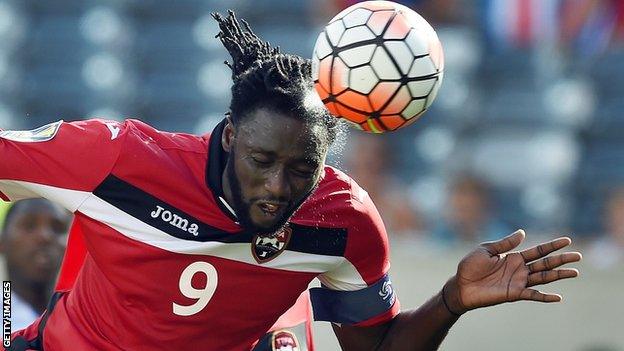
312,1,444,133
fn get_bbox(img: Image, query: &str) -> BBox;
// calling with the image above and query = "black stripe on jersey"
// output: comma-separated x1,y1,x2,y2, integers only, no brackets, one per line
288,223,347,257
93,175,252,243
93,175,347,256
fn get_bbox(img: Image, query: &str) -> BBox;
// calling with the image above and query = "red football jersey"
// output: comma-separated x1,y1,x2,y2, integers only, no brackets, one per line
0,119,399,350
55,221,315,350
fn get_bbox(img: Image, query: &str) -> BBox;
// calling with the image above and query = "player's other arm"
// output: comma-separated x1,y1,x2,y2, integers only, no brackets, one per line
0,119,125,205
335,230,581,351
333,290,456,351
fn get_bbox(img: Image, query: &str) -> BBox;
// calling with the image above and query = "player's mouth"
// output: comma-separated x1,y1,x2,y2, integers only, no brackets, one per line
256,201,287,218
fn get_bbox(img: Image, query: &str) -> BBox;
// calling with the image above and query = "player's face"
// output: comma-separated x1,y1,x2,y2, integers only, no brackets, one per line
0,200,70,286
222,108,327,234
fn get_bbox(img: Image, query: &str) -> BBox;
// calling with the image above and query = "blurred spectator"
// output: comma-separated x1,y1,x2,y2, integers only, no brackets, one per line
481,0,624,55
588,187,624,269
0,199,71,330
346,134,425,238
559,0,624,57
432,175,510,246
314,0,469,26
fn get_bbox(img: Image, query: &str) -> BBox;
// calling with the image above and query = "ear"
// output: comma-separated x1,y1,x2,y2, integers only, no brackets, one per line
222,118,235,153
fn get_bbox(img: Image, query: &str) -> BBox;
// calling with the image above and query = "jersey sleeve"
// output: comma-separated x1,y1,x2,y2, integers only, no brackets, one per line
310,189,400,327
0,119,126,212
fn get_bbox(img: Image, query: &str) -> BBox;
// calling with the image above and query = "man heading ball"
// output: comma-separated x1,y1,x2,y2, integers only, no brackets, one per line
2,11,580,351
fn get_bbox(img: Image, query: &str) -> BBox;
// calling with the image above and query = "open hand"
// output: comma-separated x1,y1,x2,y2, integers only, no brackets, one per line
444,230,582,315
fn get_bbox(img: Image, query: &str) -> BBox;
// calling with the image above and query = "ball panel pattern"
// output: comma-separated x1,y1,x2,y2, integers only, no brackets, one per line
314,34,333,60
330,56,349,95
312,1,444,132
382,85,411,114
338,26,376,47
336,90,373,113
384,41,413,74
383,13,411,39
367,10,395,35
338,44,377,67
349,65,378,94
402,98,427,119
408,57,437,78
371,47,401,80
342,8,373,28
335,103,370,123
369,81,401,111
325,20,345,46
407,79,436,98
380,115,407,130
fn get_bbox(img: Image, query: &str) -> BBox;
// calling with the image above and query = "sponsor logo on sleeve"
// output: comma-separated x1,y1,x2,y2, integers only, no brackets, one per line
105,122,121,140
379,280,395,304
0,121,63,143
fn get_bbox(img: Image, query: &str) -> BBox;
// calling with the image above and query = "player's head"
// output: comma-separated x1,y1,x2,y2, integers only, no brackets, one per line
213,11,338,234
0,199,71,288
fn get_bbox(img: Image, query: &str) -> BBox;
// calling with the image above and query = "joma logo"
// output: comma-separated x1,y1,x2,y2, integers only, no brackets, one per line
150,205,199,236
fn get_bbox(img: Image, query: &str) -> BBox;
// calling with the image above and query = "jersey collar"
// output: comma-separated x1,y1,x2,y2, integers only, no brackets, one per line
206,119,239,222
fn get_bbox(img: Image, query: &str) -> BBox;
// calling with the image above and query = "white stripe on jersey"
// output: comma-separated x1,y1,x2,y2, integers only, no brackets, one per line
0,180,89,211
1,180,368,282
317,260,367,291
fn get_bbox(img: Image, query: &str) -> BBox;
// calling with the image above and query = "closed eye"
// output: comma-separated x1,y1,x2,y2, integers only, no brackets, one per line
251,156,272,166
291,166,317,178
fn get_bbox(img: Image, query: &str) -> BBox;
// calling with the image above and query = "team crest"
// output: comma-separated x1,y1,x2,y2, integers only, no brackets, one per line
271,330,300,351
252,226,292,263
0,121,62,143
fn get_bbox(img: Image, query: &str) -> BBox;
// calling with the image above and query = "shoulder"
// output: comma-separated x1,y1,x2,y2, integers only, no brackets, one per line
298,167,391,286
117,119,209,154
294,166,379,229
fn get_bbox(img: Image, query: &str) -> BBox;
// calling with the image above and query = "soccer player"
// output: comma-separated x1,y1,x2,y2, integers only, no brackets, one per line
1,11,580,350
0,199,70,330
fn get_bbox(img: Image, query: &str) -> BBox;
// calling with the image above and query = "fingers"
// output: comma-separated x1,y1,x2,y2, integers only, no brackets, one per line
528,252,582,273
481,229,526,255
519,289,562,303
519,237,572,263
527,268,579,287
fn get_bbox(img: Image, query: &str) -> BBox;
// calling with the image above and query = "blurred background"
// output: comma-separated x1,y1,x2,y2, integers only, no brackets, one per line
0,0,622,349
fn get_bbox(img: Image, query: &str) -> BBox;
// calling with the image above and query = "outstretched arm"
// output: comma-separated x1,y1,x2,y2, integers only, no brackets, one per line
334,230,582,350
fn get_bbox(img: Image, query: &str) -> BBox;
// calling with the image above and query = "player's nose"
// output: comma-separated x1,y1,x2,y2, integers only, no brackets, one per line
264,169,291,200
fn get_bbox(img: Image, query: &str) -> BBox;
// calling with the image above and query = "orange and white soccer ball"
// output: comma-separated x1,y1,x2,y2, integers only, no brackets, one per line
312,0,444,133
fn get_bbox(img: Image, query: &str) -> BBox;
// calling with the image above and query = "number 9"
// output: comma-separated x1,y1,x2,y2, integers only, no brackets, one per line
173,261,218,316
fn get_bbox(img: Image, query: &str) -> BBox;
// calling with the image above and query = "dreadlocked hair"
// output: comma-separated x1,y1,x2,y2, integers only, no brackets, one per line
212,10,338,146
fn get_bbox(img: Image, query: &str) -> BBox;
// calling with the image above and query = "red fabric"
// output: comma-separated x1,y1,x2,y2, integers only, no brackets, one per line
55,221,86,291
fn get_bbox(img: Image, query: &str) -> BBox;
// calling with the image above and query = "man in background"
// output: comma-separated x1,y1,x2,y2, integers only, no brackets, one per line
433,175,510,246
588,187,624,269
0,199,71,330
